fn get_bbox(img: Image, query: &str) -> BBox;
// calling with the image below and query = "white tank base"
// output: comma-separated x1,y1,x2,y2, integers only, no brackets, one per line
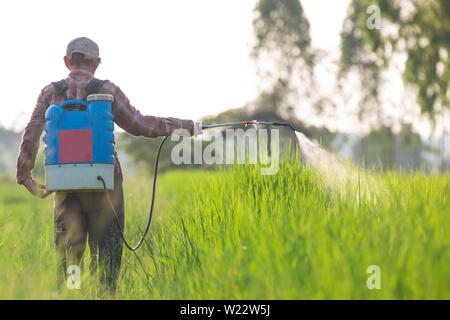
45,163,114,192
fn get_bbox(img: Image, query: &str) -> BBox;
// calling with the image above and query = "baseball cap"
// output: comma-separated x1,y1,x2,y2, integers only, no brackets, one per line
66,37,100,60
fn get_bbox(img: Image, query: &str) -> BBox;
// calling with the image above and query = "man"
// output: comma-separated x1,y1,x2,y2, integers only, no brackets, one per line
16,37,198,293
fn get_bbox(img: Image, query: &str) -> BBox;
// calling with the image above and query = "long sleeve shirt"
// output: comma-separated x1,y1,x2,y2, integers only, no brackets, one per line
16,69,194,184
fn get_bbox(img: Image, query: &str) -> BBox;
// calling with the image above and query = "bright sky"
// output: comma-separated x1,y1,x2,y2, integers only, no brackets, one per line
0,0,350,131
1,0,445,137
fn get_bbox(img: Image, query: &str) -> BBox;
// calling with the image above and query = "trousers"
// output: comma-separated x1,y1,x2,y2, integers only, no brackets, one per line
53,163,124,293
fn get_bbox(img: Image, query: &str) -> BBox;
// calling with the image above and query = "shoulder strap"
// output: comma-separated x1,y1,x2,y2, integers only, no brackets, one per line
84,78,109,99
51,78,108,101
51,79,68,100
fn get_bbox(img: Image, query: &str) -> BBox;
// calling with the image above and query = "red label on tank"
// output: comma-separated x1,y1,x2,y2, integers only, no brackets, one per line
58,129,93,163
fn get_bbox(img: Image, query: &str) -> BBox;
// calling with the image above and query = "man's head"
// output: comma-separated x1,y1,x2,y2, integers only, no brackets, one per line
64,37,101,74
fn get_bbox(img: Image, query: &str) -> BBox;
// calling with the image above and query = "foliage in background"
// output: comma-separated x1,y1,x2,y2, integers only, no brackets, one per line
118,133,222,175
0,127,21,172
116,0,449,173
118,134,188,175
340,0,450,122
353,124,423,170
252,0,316,116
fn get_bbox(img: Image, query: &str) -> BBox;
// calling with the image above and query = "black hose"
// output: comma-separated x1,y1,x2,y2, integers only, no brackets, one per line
97,120,299,252
98,136,168,251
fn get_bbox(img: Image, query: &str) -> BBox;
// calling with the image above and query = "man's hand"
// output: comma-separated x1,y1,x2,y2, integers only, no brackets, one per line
22,177,52,199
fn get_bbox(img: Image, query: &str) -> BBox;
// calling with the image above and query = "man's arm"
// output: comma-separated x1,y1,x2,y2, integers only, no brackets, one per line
16,85,53,198
102,82,195,138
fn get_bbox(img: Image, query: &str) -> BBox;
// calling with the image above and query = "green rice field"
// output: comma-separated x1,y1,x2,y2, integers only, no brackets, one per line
0,161,448,299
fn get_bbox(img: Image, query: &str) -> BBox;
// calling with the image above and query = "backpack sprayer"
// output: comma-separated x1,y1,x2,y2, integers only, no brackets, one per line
44,97,301,251
44,94,115,192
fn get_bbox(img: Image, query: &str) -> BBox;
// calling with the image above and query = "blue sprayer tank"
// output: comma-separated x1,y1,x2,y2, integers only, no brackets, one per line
44,94,115,191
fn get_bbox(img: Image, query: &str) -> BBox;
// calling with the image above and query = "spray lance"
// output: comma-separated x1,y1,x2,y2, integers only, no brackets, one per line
202,120,300,131
98,120,303,251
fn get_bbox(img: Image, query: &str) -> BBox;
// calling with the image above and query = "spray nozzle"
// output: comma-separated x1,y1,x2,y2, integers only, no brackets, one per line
244,120,258,130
